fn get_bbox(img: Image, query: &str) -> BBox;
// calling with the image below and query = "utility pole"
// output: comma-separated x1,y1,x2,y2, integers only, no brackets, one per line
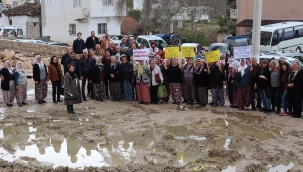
251,0,262,63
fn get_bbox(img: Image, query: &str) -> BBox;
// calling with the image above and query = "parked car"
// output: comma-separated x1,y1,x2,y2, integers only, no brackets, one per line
208,43,230,56
273,51,303,63
15,39,45,44
136,35,167,49
223,35,249,47
259,54,303,67
46,42,70,47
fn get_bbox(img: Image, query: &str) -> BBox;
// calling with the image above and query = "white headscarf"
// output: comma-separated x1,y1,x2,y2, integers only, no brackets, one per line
34,55,44,67
238,59,247,76
4,60,14,74
15,61,24,72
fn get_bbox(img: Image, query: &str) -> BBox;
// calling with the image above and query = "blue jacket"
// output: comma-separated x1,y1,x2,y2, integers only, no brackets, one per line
78,57,95,77
73,39,85,54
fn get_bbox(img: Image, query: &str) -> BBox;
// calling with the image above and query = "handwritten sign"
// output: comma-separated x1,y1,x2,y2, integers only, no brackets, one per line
165,47,179,58
133,49,149,60
234,46,251,59
205,50,220,63
181,46,194,58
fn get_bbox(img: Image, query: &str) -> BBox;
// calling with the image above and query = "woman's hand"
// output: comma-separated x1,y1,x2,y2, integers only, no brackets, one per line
16,86,19,90
288,83,294,88
35,81,38,85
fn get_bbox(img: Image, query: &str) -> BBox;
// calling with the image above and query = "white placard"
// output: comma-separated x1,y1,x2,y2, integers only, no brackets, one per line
234,46,251,59
133,49,149,60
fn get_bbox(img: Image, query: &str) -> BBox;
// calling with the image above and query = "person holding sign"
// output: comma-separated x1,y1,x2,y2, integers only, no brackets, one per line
182,58,196,105
164,58,183,105
194,59,209,106
235,59,253,111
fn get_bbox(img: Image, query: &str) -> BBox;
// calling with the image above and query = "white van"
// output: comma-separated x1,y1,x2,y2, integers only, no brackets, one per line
0,26,23,37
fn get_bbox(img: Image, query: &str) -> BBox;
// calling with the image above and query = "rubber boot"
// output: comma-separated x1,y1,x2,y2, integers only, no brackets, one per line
71,105,76,114
67,105,71,114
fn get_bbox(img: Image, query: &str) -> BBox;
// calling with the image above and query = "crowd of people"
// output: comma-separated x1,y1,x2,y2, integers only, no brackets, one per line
0,31,303,118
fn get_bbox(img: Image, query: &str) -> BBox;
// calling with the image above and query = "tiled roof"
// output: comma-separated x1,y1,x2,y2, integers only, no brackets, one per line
2,2,41,16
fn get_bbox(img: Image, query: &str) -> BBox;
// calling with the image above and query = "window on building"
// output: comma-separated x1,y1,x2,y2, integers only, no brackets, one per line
74,0,82,7
69,24,76,35
103,0,114,5
9,20,12,25
12,1,18,8
98,23,107,34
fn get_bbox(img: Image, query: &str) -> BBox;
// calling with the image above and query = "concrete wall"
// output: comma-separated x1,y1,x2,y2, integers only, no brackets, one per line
0,39,65,56
237,0,303,35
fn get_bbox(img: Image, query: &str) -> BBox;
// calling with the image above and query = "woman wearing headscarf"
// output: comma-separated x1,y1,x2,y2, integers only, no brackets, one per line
149,58,163,104
46,56,64,103
160,58,170,103
134,60,150,104
90,57,106,102
102,50,111,99
194,59,209,106
226,63,236,108
64,64,82,114
0,61,16,107
280,63,292,115
149,41,158,58
235,59,253,111
15,61,32,106
106,56,121,101
209,61,225,107
33,55,48,104
164,58,183,105
182,58,196,105
155,46,165,64
287,60,303,118
269,59,282,114
255,60,271,113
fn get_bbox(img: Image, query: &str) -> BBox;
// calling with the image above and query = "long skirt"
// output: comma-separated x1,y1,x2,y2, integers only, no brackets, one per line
2,80,15,104
238,86,251,108
169,83,183,103
183,78,195,102
136,81,150,103
16,84,27,104
211,88,225,106
197,87,208,105
93,81,106,100
35,79,47,101
161,82,170,102
233,91,239,107
109,81,122,100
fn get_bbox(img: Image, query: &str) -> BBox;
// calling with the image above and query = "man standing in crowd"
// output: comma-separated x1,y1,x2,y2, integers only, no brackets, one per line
86,31,100,50
64,51,78,76
120,55,134,101
120,37,129,52
73,32,86,58
126,43,137,61
101,33,111,50
78,49,95,101
115,45,124,58
128,37,138,48
251,57,262,110
61,46,71,65
107,41,117,56
89,48,99,64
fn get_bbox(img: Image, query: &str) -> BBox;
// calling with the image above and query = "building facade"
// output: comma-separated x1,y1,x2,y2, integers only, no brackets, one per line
2,0,39,8
41,0,126,43
236,0,303,35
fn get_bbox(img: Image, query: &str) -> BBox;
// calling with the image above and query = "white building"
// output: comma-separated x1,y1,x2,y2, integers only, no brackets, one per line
133,0,143,10
1,2,41,38
41,0,126,43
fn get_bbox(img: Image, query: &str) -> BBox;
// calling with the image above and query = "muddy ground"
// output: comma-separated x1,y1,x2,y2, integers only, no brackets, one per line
0,52,303,171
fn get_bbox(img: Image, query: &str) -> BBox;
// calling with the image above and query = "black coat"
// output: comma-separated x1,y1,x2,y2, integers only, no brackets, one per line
165,65,182,83
256,67,271,90
106,47,117,57
194,66,209,87
61,53,70,65
73,39,85,54
209,64,224,89
33,64,48,83
91,65,105,84
0,68,14,91
288,70,303,96
120,62,133,82
105,63,121,83
86,36,100,50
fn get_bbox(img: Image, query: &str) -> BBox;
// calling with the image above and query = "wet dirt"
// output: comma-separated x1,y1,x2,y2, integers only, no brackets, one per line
0,79,302,171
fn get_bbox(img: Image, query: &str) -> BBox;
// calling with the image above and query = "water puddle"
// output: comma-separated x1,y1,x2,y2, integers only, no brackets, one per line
164,126,190,137
27,110,36,113
222,165,236,172
267,162,294,172
0,108,6,114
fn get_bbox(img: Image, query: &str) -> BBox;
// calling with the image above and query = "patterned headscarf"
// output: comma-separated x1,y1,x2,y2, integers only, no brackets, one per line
4,60,14,74
34,55,44,67
15,61,24,72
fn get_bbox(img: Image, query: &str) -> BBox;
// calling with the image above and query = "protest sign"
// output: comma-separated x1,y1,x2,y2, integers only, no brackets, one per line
233,46,251,59
181,46,194,58
133,49,149,60
165,47,179,58
205,50,220,63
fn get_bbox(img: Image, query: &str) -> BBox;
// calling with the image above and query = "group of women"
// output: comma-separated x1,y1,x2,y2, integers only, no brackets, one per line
1,50,303,118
